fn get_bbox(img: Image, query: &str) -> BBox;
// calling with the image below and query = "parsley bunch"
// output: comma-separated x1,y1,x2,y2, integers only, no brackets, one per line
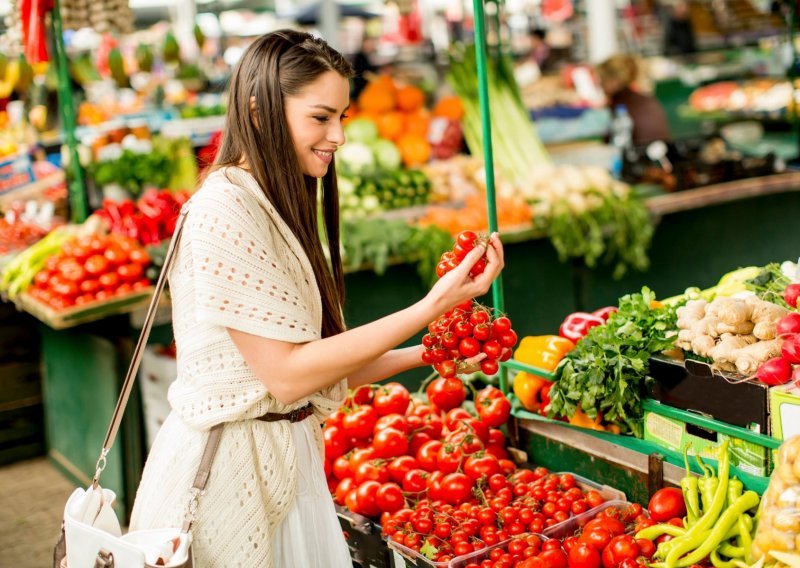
548,287,677,437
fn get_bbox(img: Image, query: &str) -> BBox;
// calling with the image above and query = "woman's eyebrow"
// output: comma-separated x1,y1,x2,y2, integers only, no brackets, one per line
309,103,350,113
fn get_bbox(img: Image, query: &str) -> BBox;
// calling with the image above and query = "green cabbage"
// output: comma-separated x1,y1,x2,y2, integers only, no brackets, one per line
337,142,375,175
344,119,379,143
371,139,402,171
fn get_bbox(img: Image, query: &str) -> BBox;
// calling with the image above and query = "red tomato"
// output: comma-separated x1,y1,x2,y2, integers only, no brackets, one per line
541,548,569,568
409,432,433,456
464,454,501,481
332,455,351,480
334,477,356,505
419,413,444,439
579,528,613,551
416,440,444,472
647,488,687,522
387,456,418,484
475,386,511,428
375,483,404,513
445,407,472,431
437,445,466,474
103,246,127,267
341,405,378,440
348,447,375,474
636,539,656,559
374,413,409,434
373,382,410,416
481,359,500,375
604,536,641,568
585,517,626,537
84,254,110,276
323,426,350,459
568,543,601,568
351,385,373,405
354,460,390,484
402,469,429,494
426,377,466,411
128,248,150,265
98,272,119,289
372,427,409,459
354,481,381,517
440,472,473,505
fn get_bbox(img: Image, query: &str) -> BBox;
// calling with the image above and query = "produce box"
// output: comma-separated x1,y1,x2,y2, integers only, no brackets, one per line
643,402,772,477
542,500,644,539
335,505,391,568
648,355,770,433
389,535,549,568
769,384,800,441
0,154,35,196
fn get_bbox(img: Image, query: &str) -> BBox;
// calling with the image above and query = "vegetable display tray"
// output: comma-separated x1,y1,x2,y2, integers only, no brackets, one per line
543,500,644,539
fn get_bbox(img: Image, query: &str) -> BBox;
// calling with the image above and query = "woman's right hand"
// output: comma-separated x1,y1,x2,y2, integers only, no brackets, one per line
425,232,505,314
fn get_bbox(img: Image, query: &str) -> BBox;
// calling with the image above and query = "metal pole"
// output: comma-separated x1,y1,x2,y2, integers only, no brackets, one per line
471,0,504,313
52,0,88,222
472,0,508,394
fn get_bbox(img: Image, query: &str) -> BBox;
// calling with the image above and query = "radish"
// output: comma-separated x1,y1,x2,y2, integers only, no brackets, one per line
777,313,800,338
782,335,800,365
785,284,800,309
757,357,793,386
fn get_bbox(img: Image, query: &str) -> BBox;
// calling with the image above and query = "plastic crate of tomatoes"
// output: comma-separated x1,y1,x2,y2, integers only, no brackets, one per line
421,501,651,568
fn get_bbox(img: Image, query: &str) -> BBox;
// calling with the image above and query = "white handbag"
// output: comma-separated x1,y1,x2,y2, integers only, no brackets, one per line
53,207,223,568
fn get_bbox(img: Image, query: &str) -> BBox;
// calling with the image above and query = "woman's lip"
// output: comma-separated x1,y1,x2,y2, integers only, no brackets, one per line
313,149,333,164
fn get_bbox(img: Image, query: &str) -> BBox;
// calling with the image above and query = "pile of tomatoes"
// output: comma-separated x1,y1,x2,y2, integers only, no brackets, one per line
453,504,657,568
27,234,152,310
325,382,516,519
421,300,518,377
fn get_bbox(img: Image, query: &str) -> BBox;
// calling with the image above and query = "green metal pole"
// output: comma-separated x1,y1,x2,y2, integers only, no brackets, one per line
471,0,504,314
52,0,89,222
473,0,509,395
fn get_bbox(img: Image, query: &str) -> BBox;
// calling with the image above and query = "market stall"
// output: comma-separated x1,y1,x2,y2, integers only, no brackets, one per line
2,0,800,566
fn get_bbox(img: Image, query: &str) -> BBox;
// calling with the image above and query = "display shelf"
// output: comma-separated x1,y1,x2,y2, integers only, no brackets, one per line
16,288,163,330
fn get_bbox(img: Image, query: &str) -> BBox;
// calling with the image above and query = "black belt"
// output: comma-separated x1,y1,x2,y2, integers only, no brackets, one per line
255,402,314,423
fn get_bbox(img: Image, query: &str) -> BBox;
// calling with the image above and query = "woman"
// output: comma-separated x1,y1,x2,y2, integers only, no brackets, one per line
129,30,503,567
595,53,671,146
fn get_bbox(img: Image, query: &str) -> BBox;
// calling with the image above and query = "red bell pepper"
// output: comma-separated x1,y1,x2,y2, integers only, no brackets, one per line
538,382,553,416
558,312,605,343
592,306,618,321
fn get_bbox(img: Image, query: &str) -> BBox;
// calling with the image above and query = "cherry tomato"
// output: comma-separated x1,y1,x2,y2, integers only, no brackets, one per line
341,405,378,440
373,382,410,416
375,482,404,513
372,427,409,459
568,542,601,568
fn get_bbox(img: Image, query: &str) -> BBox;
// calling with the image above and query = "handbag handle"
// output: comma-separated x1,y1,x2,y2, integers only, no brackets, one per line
93,207,188,486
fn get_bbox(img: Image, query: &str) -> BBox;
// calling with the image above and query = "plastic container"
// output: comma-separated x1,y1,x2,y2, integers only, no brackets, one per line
543,500,645,540
388,534,549,568
555,471,626,502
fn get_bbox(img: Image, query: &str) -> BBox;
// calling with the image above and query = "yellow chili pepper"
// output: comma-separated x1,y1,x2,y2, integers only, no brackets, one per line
514,335,575,372
568,408,606,431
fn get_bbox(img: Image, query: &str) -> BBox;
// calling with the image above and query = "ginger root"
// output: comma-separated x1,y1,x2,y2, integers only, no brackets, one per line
734,339,782,375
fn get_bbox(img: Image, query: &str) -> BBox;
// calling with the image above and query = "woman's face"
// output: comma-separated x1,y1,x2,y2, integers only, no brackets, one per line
284,70,350,178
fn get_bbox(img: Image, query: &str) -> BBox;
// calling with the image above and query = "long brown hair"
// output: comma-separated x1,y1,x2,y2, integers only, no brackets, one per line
213,30,353,338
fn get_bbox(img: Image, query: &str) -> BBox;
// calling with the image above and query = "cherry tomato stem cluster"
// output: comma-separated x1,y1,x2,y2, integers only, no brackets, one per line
422,301,518,378
436,230,489,278
27,233,152,310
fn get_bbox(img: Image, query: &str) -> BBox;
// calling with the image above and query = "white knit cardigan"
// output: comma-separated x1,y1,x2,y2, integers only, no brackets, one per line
129,167,346,567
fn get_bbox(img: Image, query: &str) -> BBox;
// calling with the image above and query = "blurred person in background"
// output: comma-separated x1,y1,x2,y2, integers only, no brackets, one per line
663,0,697,55
596,53,671,145
530,29,552,71
351,33,378,99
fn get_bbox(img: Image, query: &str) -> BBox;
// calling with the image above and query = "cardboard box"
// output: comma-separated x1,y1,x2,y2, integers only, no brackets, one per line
649,355,770,433
643,408,771,477
770,385,800,441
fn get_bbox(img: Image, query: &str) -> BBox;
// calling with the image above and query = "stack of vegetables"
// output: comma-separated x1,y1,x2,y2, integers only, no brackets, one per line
346,74,465,167
338,168,431,220
513,288,677,437
95,189,190,245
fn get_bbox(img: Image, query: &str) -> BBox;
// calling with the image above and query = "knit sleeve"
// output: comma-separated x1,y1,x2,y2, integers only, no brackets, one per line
184,180,321,343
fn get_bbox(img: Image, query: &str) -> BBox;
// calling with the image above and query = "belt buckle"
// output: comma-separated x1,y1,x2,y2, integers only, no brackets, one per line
289,405,310,422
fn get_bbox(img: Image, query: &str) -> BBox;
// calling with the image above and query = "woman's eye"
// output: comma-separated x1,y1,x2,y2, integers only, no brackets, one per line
341,113,349,120
313,115,329,123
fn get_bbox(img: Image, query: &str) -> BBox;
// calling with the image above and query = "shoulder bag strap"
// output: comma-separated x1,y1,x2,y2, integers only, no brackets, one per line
93,207,189,485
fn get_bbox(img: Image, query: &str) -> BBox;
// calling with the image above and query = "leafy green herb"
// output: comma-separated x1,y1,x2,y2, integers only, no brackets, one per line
89,147,172,196
745,263,791,309
548,287,677,437
546,190,654,279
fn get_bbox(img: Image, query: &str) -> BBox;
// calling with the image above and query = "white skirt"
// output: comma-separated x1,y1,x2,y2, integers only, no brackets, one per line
271,418,352,568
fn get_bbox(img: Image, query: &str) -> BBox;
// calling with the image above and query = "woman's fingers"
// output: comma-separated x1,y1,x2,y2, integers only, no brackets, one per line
460,352,488,374
490,232,505,265
455,241,489,278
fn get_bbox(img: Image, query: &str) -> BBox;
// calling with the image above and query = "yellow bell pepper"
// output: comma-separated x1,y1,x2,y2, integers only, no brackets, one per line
568,408,606,431
513,372,550,413
514,335,575,372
